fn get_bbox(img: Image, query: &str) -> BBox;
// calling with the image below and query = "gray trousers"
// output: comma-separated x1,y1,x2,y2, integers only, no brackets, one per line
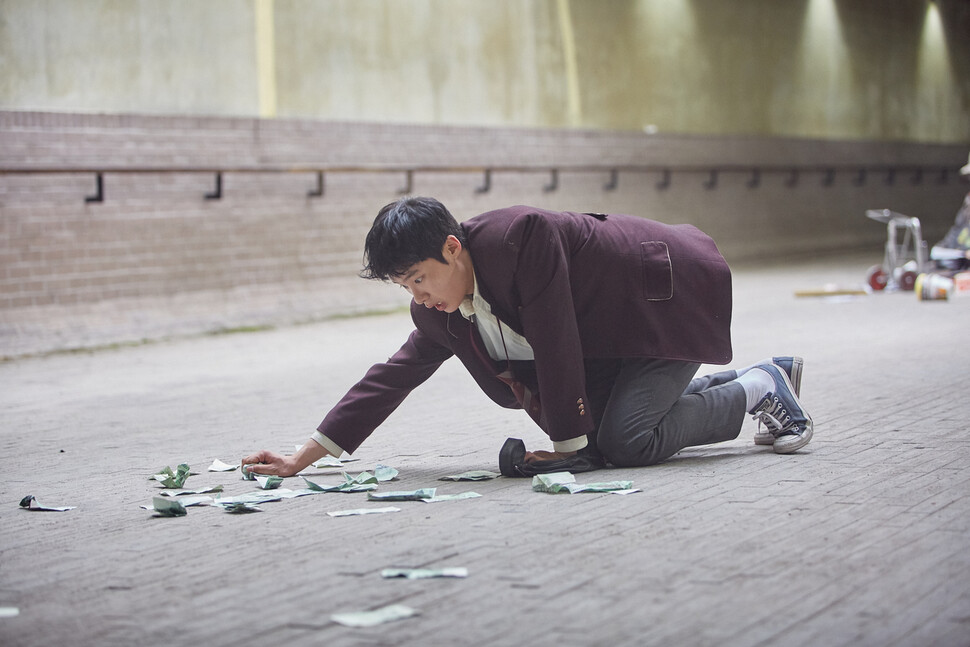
584,358,747,467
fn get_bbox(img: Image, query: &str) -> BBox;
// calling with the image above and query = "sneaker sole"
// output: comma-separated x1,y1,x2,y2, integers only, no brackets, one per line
754,357,804,446
773,424,813,454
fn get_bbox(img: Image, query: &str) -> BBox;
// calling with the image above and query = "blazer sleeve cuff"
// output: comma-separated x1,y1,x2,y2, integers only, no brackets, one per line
311,431,345,457
553,435,589,453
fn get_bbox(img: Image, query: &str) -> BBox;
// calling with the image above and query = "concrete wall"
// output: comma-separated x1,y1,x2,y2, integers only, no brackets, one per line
1,0,968,142
1,111,967,358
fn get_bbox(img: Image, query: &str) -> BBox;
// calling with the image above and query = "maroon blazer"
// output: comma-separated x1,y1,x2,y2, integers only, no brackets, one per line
318,206,733,454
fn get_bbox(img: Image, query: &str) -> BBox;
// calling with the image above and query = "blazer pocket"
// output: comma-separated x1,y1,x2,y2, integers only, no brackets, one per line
641,241,673,301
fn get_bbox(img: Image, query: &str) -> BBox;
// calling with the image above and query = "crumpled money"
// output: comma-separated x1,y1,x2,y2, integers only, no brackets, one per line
381,567,468,579
438,470,500,481
208,459,238,472
425,491,482,503
152,463,192,488
149,496,187,517
302,472,379,493
19,495,76,512
327,506,400,518
531,472,636,494
330,604,418,627
367,488,436,502
374,464,399,482
158,485,224,497
255,475,284,490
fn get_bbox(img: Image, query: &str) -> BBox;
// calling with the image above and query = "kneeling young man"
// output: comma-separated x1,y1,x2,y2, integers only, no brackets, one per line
242,197,812,476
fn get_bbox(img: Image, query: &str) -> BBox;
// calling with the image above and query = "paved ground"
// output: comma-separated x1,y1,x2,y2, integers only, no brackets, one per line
2,254,969,647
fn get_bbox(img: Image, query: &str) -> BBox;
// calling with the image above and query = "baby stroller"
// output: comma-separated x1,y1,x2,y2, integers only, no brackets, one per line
865,209,929,291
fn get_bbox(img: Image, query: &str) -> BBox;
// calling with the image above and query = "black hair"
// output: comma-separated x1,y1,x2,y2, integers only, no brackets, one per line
360,196,466,281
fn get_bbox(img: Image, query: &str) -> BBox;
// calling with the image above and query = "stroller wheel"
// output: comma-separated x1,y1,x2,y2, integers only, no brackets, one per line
866,265,888,291
899,270,918,291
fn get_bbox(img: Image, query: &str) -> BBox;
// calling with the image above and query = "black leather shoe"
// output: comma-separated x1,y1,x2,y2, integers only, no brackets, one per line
498,437,605,478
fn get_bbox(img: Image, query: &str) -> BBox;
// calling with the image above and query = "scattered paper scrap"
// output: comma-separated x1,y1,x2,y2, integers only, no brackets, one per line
153,464,192,488
327,506,401,518
142,496,212,511
374,464,399,482
381,567,468,580
531,472,635,494
425,492,482,503
208,459,238,472
255,475,284,490
368,488,436,502
302,473,379,493
439,470,500,481
0,607,19,618
150,497,187,517
18,495,76,512
158,485,224,497
220,502,262,514
330,604,418,628
310,455,359,468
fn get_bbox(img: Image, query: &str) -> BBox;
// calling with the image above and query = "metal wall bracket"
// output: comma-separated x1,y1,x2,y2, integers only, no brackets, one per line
785,169,799,187
85,172,104,203
703,169,718,190
475,169,492,193
308,171,324,197
746,168,761,189
853,169,867,186
543,169,559,192
822,168,836,186
205,172,223,200
603,168,618,191
656,168,671,190
397,170,413,195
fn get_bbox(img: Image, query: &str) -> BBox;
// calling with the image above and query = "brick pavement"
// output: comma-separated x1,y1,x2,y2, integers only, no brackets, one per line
2,254,969,647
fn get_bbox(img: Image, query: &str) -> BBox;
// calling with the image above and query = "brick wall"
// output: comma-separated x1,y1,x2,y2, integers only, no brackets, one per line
1,111,967,357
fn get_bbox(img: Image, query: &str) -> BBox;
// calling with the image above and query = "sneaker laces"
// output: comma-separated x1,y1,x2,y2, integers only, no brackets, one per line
752,394,796,435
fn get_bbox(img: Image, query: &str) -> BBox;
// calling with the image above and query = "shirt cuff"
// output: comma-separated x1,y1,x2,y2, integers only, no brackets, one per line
553,435,589,453
311,431,345,457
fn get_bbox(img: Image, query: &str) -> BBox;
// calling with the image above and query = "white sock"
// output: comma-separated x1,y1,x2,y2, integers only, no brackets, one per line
735,358,773,378
736,367,775,412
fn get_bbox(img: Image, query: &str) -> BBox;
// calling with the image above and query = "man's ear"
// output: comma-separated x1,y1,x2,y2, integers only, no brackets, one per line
442,235,462,259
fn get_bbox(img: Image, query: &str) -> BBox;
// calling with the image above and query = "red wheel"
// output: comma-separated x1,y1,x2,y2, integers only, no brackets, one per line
899,270,918,291
867,265,888,291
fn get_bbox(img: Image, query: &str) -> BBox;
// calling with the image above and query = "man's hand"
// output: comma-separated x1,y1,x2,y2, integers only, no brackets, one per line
240,450,300,477
523,449,577,464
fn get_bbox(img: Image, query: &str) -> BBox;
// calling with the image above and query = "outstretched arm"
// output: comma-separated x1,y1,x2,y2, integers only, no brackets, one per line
241,437,329,478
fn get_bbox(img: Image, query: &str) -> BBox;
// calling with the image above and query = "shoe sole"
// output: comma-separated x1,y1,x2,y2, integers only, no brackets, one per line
754,357,804,446
767,365,813,454
774,424,813,454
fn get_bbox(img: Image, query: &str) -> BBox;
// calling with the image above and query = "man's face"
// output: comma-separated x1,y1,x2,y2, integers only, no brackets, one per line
391,236,472,313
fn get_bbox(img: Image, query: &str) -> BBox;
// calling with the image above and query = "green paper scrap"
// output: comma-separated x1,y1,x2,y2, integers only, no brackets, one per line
255,475,284,490
439,470,501,481
531,472,635,494
208,458,238,472
18,495,76,512
425,491,482,503
158,485,224,497
302,474,378,493
213,488,319,507
0,607,20,618
151,497,187,517
310,455,359,468
374,464,399,482
141,496,212,513
330,604,418,628
153,463,192,488
327,506,401,518
381,567,468,580
220,502,262,514
367,488,436,502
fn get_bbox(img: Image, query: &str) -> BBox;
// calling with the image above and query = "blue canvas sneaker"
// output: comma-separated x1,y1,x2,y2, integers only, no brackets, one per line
754,357,803,446
750,362,813,454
